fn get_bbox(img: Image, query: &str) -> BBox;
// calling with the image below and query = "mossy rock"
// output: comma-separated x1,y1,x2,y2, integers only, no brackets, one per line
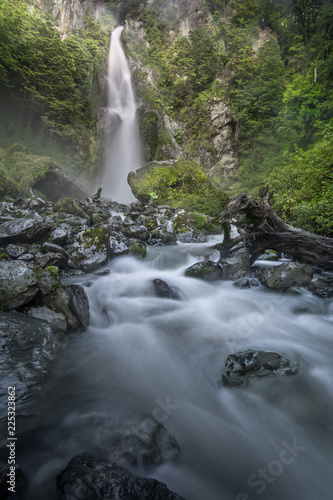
128,160,229,218
2,144,88,201
53,198,88,219
0,167,20,200
82,226,110,252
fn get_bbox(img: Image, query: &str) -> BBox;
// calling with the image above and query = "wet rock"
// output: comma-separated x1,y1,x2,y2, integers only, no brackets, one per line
0,261,38,310
185,260,223,281
28,305,67,332
0,312,67,411
308,277,333,298
94,268,111,276
56,452,185,500
150,227,177,245
50,227,68,245
32,164,88,202
53,197,88,219
35,252,67,269
177,229,207,243
222,350,300,387
42,241,69,258
128,239,147,259
219,243,250,280
109,232,129,257
17,253,34,262
257,250,279,261
232,278,251,289
261,262,313,289
0,216,50,244
123,224,150,241
150,278,181,300
68,226,110,273
5,244,25,259
42,284,89,331
37,269,60,296
136,214,159,231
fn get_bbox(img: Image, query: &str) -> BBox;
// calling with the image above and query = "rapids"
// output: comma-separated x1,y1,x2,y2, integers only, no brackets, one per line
13,237,333,499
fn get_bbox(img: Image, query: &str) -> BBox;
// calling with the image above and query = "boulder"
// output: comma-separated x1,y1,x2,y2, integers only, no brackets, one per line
185,260,223,281
177,229,207,243
150,227,177,245
53,197,88,219
43,284,89,331
261,262,313,289
232,278,251,289
219,243,250,280
68,227,110,273
42,242,69,258
33,165,88,202
5,244,26,259
0,261,38,310
308,276,333,298
56,452,186,500
50,226,68,245
0,216,50,244
123,224,150,241
109,233,129,257
35,252,67,269
222,350,300,387
0,312,67,412
150,279,181,300
128,239,147,259
28,305,67,332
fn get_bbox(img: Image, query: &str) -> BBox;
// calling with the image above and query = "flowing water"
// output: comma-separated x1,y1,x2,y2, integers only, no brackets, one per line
14,236,333,500
103,26,141,203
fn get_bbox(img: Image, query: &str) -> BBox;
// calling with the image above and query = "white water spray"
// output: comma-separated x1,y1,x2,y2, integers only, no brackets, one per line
104,26,141,203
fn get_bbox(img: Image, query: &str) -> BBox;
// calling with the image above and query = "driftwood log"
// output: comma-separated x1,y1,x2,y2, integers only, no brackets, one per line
218,187,333,270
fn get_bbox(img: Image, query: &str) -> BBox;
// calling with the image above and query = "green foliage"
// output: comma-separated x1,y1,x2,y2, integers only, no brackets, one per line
129,160,229,217
1,144,59,195
269,121,333,236
0,0,111,173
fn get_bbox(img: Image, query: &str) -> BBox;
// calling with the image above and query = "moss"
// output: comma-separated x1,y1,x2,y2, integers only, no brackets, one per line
128,240,147,258
82,226,109,252
53,197,88,219
128,159,229,217
0,167,20,199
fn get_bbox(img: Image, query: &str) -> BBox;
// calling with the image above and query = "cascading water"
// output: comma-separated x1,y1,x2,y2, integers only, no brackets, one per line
12,237,333,500
103,26,141,203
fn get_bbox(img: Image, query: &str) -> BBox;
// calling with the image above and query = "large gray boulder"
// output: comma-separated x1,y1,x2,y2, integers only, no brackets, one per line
0,312,67,414
67,227,110,273
56,452,186,500
0,216,50,244
261,262,313,289
43,284,90,331
185,260,223,281
0,261,38,310
219,242,250,280
222,350,300,387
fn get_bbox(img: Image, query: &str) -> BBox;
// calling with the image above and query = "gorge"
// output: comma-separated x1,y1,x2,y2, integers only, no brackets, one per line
0,1,333,500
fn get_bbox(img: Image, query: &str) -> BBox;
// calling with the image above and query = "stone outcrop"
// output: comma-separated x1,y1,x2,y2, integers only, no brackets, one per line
222,350,300,387
0,312,67,412
56,452,186,500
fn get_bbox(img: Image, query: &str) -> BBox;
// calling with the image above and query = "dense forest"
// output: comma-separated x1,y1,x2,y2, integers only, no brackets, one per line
0,0,332,235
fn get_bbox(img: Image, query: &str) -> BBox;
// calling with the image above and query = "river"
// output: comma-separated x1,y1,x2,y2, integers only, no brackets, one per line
16,235,333,500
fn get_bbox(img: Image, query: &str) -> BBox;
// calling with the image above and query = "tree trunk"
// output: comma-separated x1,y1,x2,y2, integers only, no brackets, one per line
218,187,333,270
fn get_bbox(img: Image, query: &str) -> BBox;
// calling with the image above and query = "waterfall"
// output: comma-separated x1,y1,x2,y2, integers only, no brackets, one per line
103,26,141,204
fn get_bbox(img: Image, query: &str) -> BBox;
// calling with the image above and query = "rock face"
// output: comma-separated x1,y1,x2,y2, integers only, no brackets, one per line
185,260,223,281
222,350,300,387
56,452,186,500
33,166,88,202
261,262,313,289
208,98,239,187
43,284,90,331
0,216,50,244
0,312,67,412
0,261,38,310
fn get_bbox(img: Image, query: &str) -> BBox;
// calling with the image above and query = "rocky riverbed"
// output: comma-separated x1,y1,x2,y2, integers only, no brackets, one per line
1,193,333,499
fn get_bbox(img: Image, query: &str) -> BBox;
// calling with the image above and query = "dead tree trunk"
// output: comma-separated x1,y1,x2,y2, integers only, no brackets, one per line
218,187,333,270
